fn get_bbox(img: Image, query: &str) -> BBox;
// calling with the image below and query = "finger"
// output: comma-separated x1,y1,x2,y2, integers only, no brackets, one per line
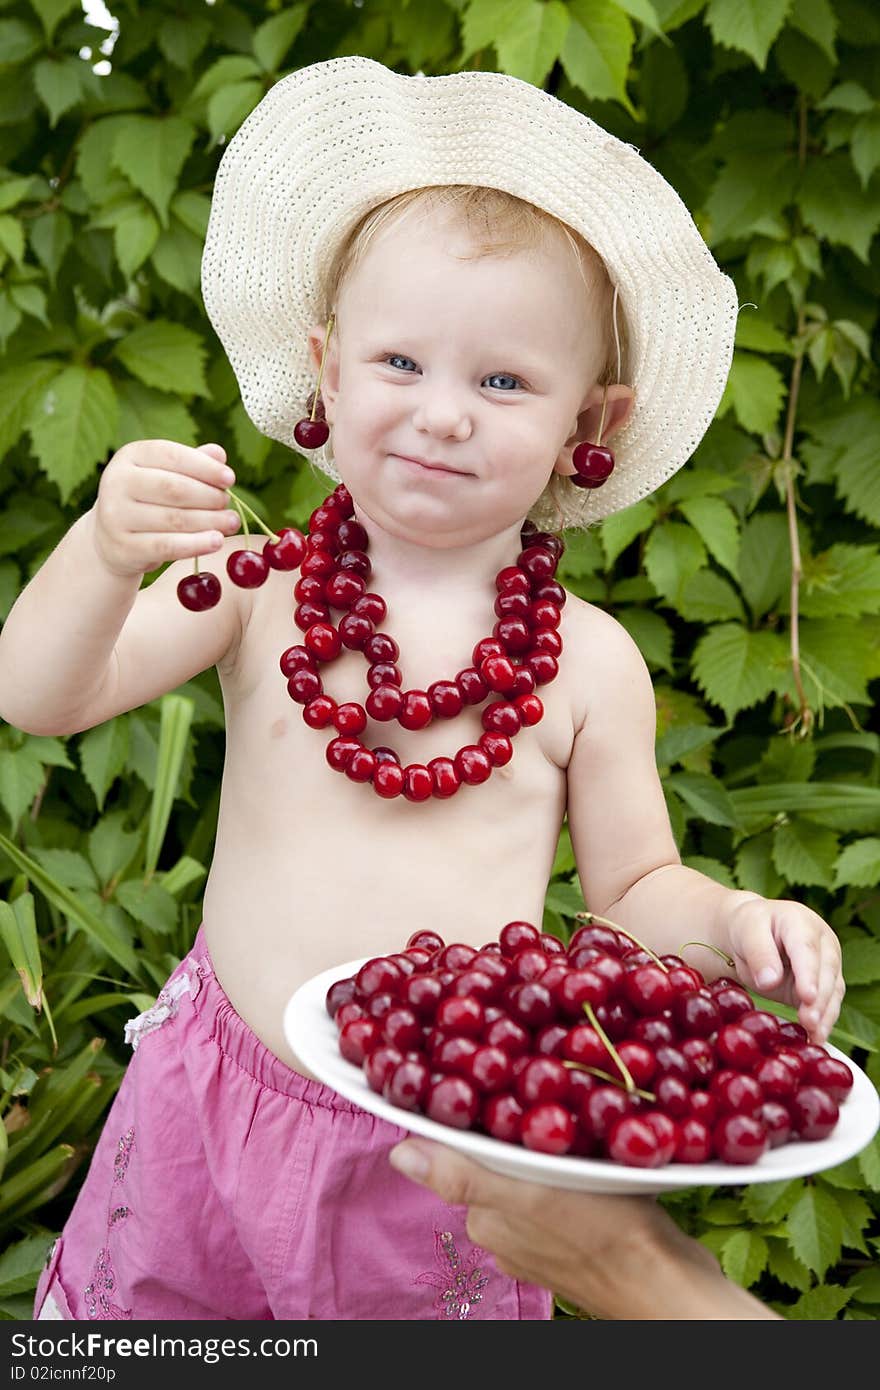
197,442,228,464
799,934,842,1034
777,929,820,1010
731,907,786,994
124,503,241,536
390,1140,536,1213
132,530,231,566
133,441,236,489
815,977,846,1044
132,474,238,517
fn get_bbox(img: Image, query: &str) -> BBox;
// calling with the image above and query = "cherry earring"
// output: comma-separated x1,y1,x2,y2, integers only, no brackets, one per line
294,315,335,449
571,384,615,489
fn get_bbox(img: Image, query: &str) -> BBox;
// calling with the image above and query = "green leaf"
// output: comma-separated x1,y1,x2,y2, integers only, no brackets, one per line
253,4,308,72
705,150,798,245
30,849,98,892
112,116,197,228
677,569,746,623
227,400,273,474
786,1284,853,1319
184,55,262,110
115,379,197,451
788,0,837,60
691,623,788,721
0,1233,53,1299
78,717,131,812
113,321,208,397
27,365,118,504
561,0,636,113
461,0,534,55
681,854,737,887
796,544,880,619
799,154,880,262
150,217,202,296
785,1184,843,1279
0,893,42,1009
111,201,160,278
29,208,73,285
0,831,138,976
88,811,143,890
0,214,24,266
614,608,674,672
170,190,211,241
9,282,49,329
757,735,815,784
655,723,723,768
75,116,134,206
817,81,874,113
795,617,876,707
840,934,880,985
599,498,657,569
736,831,787,897
858,1133,880,1190
831,1187,873,1250
705,0,793,68
772,817,839,888
144,694,194,878
0,19,43,65
207,81,264,144
157,13,211,72
718,1229,768,1286
835,838,880,891
494,0,570,85
735,312,794,357
159,855,207,897
31,55,83,128
738,512,790,619
851,111,880,189
0,360,58,464
0,747,43,831
115,879,178,934
766,1237,812,1292
28,0,79,42
612,0,665,37
717,353,786,434
643,521,706,606
801,399,880,528
741,1177,802,1222
676,496,740,578
664,771,740,827
543,878,586,918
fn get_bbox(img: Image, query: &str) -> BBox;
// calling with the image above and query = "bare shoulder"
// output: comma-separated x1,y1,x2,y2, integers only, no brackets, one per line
561,589,654,732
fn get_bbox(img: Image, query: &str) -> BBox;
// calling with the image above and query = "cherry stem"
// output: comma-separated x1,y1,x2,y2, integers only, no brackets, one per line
193,556,200,576
562,1059,656,1102
312,313,335,419
574,911,668,972
582,1001,637,1094
679,940,736,969
226,489,279,542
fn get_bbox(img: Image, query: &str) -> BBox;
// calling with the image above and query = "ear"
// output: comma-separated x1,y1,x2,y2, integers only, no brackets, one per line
306,322,341,423
554,383,635,479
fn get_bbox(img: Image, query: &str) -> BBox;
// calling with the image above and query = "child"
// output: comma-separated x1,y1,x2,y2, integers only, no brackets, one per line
0,57,843,1321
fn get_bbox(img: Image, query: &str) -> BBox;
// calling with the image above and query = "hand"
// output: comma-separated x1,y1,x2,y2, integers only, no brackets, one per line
92,440,241,579
388,1140,779,1319
725,893,844,1043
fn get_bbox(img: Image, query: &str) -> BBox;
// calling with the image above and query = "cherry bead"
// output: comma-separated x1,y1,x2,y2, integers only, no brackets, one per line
373,746,401,765
373,761,405,798
515,694,543,726
295,574,327,604
226,549,270,588
428,681,464,718
334,702,367,736
530,531,564,559
481,701,521,736
518,545,557,580
309,502,342,532
527,651,559,685
495,591,530,619
368,662,402,689
479,732,514,766
264,527,307,570
325,571,366,608
280,645,316,677
472,637,505,666
428,757,461,798
287,668,322,703
511,666,536,696
526,600,561,630
402,765,433,802
571,443,614,488
300,549,336,579
339,613,374,649
303,695,337,729
456,668,489,705
351,595,386,628
454,745,492,785
338,549,371,578
366,684,404,721
332,483,354,516
345,748,376,783
325,736,362,772
399,690,432,730
337,519,368,551
532,579,566,607
495,567,530,595
306,529,337,555
363,633,399,665
480,655,517,693
305,623,342,661
532,628,563,657
494,618,532,655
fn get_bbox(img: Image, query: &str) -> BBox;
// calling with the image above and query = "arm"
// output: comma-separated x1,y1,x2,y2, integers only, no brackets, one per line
566,609,843,1039
0,441,243,735
390,1141,781,1320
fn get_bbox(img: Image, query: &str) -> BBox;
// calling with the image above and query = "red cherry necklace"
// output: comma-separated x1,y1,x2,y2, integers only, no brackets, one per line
178,481,565,803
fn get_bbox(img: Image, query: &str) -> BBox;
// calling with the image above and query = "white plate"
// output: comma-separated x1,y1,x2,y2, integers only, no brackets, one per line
283,957,880,1194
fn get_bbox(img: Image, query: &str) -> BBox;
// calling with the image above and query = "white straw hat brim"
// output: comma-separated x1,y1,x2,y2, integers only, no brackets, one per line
201,57,738,522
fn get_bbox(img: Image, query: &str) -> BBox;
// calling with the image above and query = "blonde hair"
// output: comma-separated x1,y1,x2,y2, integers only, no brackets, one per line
322,185,628,531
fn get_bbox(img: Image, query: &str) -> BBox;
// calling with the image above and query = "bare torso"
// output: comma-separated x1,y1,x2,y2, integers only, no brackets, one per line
202,555,593,1075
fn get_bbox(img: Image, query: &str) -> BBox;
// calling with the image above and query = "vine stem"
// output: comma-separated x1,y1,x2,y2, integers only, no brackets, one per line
574,911,668,972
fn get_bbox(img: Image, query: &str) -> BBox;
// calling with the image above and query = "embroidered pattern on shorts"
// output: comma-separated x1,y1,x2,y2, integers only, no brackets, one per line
415,1228,490,1319
84,1126,135,1320
124,972,192,1051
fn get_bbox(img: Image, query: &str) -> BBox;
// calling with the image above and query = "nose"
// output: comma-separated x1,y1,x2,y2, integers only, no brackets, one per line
412,385,472,442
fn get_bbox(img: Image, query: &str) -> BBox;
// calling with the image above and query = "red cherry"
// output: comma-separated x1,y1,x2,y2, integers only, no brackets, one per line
399,690,433,730
754,1056,798,1099
623,964,674,1015
713,1113,768,1164
325,976,357,1018
406,929,444,953
364,1044,404,1094
436,943,478,972
561,1024,609,1070
760,1101,793,1147
294,418,330,449
571,443,614,488
373,761,405,798
789,1085,839,1140
607,1115,664,1167
675,1117,713,1163
264,527,306,570
402,765,433,802
383,1006,422,1051
384,1059,430,1111
654,1074,691,1117
515,1057,569,1107
226,549,269,588
466,1045,513,1094
338,1017,383,1065
520,1103,575,1155
425,1075,479,1129
505,981,556,1028
737,1009,782,1052
436,995,485,1038
453,746,492,785
479,731,514,767
355,956,404,1000
353,593,387,625
484,1016,530,1058
482,1092,525,1142
710,1069,764,1117
434,1036,479,1077
715,1023,763,1072
806,1056,853,1103
671,990,721,1037
177,572,222,611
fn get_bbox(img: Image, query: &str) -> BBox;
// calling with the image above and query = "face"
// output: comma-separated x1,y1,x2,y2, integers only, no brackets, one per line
311,210,612,550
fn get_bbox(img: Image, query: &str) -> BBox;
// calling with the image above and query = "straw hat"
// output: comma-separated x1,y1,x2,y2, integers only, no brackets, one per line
201,56,738,523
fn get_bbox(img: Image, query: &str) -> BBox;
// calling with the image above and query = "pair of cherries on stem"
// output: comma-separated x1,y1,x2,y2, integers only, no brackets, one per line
176,489,306,612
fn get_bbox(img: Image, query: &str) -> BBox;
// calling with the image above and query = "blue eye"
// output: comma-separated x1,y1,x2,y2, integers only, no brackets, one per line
387,354,417,371
484,374,521,391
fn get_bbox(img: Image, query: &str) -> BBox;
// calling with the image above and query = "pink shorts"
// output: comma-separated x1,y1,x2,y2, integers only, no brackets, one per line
34,927,552,1321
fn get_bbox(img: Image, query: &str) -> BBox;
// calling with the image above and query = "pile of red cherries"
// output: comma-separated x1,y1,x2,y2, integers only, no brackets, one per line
325,920,853,1168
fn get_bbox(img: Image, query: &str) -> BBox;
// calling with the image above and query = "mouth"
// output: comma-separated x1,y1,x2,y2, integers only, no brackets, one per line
393,454,470,477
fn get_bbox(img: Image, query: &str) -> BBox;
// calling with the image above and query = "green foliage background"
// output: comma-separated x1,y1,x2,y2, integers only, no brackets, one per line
0,0,879,1320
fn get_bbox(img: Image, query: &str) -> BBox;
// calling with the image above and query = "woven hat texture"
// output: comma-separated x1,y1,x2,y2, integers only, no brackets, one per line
201,56,739,524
